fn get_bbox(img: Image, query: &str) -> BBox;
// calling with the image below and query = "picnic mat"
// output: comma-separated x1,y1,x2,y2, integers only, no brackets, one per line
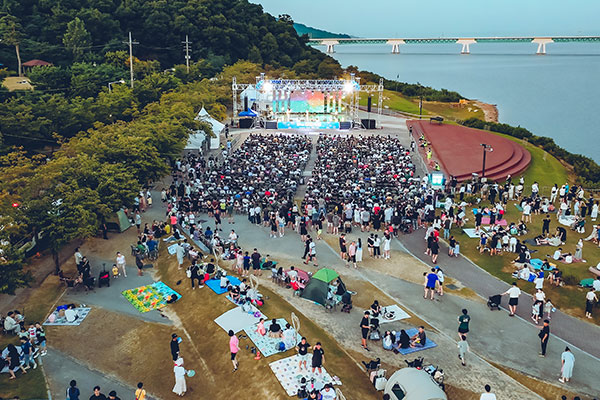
396,328,437,355
481,217,507,226
514,204,523,212
462,228,480,238
379,305,410,324
558,215,577,226
122,281,181,313
524,238,542,247
43,307,91,326
205,275,241,295
214,306,267,334
245,318,302,357
269,354,339,396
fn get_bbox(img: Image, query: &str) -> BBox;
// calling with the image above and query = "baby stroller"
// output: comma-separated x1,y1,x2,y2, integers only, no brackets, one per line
98,264,110,288
487,294,501,310
340,291,352,313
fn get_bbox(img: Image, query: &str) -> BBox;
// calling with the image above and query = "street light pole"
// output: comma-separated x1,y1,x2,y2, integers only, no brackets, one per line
481,143,493,178
108,79,126,93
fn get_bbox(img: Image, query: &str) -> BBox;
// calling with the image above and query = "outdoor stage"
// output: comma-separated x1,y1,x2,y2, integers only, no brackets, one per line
408,119,531,182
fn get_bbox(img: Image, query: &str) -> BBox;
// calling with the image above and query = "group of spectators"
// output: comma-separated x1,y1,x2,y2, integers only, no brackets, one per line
2,310,46,380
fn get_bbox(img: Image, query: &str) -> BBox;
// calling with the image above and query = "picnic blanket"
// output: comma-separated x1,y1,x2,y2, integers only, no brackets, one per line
214,306,267,334
524,238,542,247
462,228,480,238
43,307,91,326
395,328,438,355
379,305,410,324
269,354,340,396
514,204,523,212
167,244,178,255
245,318,302,357
122,281,181,313
481,217,507,226
558,215,577,227
205,275,241,295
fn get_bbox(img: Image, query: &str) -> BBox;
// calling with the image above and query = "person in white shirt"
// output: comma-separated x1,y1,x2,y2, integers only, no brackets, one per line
534,289,546,302
74,248,83,266
552,249,562,261
502,282,522,316
593,277,600,292
116,251,127,277
480,384,497,400
320,384,337,400
287,266,298,283
64,305,79,323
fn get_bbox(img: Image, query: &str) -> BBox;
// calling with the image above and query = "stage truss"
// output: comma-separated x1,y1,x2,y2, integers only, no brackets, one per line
232,73,384,129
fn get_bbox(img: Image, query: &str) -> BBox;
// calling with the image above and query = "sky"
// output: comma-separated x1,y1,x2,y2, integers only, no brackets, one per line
250,0,600,37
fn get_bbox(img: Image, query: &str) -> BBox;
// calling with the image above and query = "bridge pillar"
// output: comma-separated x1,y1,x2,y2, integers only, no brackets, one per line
386,39,406,54
532,38,554,55
321,40,339,54
456,39,477,54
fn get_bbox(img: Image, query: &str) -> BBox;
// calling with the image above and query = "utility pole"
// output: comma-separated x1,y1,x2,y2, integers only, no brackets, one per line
182,35,192,73
123,32,139,88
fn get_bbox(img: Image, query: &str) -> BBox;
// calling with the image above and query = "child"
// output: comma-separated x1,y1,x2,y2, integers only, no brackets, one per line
220,274,229,289
35,322,47,356
543,299,554,320
112,263,120,279
457,335,469,366
20,337,37,369
454,241,460,257
531,300,542,324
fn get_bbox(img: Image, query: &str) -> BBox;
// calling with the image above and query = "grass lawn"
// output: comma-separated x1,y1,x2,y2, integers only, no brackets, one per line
2,76,33,91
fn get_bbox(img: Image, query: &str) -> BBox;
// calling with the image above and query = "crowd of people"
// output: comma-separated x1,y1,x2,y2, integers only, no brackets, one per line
2,311,46,380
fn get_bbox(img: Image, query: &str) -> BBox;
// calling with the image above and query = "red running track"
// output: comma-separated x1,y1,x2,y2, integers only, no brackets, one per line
408,120,531,182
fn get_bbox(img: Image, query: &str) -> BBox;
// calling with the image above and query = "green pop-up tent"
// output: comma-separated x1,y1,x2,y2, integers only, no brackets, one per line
301,268,345,306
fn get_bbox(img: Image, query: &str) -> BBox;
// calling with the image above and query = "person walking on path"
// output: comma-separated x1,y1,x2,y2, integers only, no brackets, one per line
339,234,347,263
436,266,444,296
89,386,107,400
559,346,575,384
116,252,127,278
457,335,469,366
172,358,187,396
67,380,80,400
424,269,438,300
229,329,239,372
585,288,597,319
175,242,185,270
458,309,470,338
311,342,325,377
479,384,497,400
502,282,522,316
348,240,357,268
251,248,261,276
538,319,550,357
170,333,180,361
356,238,363,263
360,311,370,351
134,382,146,400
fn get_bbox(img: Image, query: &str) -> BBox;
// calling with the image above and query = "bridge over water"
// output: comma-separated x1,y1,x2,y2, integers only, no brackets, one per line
308,36,600,54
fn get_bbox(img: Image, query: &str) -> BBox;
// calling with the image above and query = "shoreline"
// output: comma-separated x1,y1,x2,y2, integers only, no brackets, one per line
473,100,499,123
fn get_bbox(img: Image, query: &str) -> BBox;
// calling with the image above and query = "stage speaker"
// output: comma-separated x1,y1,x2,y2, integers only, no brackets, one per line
367,96,372,113
361,119,376,129
339,121,352,130
239,118,253,128
244,96,249,111
265,121,277,129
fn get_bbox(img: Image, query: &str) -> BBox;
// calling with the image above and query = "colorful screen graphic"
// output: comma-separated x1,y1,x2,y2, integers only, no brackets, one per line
288,91,324,113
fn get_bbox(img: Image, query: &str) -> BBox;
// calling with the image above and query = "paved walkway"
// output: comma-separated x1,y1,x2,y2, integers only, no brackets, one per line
217,212,600,397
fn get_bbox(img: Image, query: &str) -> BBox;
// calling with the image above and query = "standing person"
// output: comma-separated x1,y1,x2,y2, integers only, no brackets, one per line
67,380,80,400
424,268,438,300
188,262,202,290
373,235,381,259
135,211,142,234
175,242,185,270
367,234,374,258
479,384,497,400
229,330,239,372
348,240,357,268
19,337,36,369
170,333,180,361
457,335,469,366
538,319,550,357
458,309,471,338
383,235,391,260
559,347,575,384
172,358,187,396
360,311,370,351
116,252,127,278
542,215,551,236
74,247,83,266
242,251,250,277
502,282,522,316
311,342,325,377
355,238,363,263
304,238,318,267
430,236,439,263
108,391,120,400
89,386,107,400
251,248,261,276
135,250,144,276
296,337,311,371
436,267,444,296
134,382,146,400
585,288,597,319
339,234,347,262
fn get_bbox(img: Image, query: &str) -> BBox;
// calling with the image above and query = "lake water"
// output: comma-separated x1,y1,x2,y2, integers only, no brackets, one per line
330,43,600,161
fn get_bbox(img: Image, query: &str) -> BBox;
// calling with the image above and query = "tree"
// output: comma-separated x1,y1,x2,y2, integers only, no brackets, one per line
63,17,92,61
278,14,293,24
0,14,23,76
0,245,32,294
247,46,263,64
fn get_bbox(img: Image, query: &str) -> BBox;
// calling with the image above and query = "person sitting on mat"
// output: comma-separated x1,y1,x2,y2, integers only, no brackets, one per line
256,318,266,336
392,330,411,351
268,319,282,338
410,326,427,348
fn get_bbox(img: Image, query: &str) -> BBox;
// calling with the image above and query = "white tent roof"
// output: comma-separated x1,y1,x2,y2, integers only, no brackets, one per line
196,107,225,135
384,368,447,400
185,131,206,150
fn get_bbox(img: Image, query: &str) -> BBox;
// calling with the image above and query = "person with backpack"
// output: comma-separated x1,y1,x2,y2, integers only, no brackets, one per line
66,380,80,400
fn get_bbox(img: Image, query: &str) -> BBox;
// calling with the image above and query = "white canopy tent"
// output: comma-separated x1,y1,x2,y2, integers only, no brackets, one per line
195,107,225,150
184,131,206,152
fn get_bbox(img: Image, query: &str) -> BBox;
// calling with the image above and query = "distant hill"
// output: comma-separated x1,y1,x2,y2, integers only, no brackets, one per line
293,22,352,39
